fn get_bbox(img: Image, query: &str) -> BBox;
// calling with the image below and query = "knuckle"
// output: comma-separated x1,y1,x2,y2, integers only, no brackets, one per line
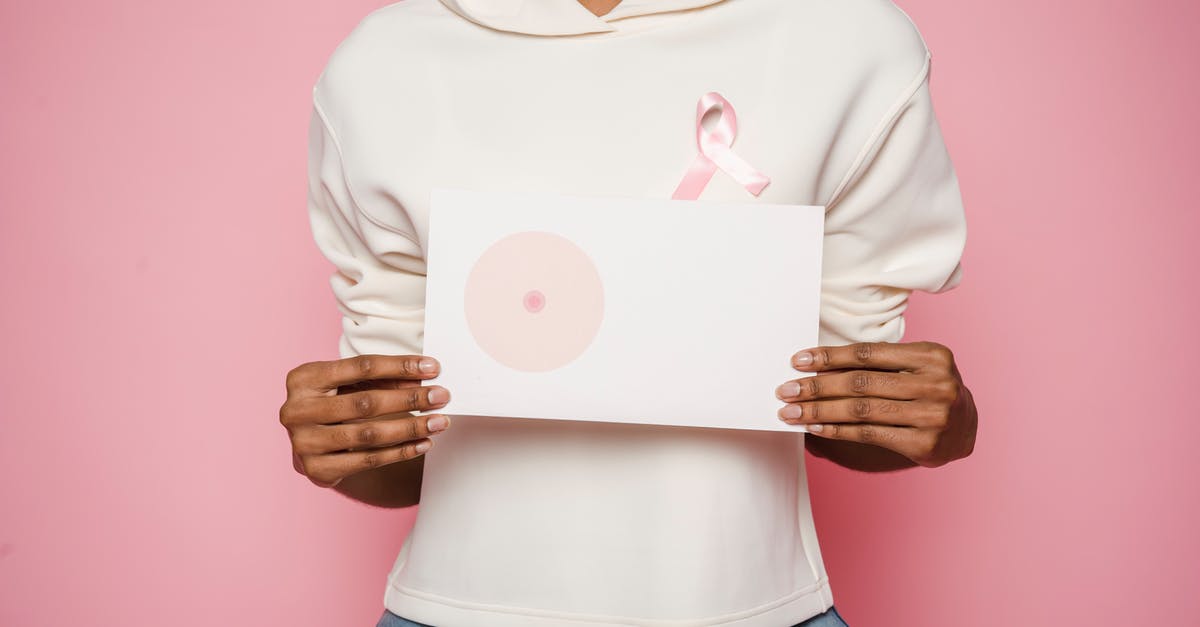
360,452,381,469
390,418,418,442
408,440,430,459
400,356,419,378
355,356,376,379
806,377,822,398
934,380,960,403
352,393,376,418
928,342,954,366
407,387,425,410
917,433,942,465
851,372,871,394
871,424,898,445
284,366,305,392
279,398,314,426
290,429,316,454
922,429,940,448
945,382,962,405
293,455,311,476
278,403,294,426
356,425,380,447
321,359,343,386
853,342,872,363
858,424,877,444
303,461,332,484
818,348,834,368
924,379,952,403
851,398,872,419
404,417,421,440
310,470,337,486
933,403,952,425
877,400,902,416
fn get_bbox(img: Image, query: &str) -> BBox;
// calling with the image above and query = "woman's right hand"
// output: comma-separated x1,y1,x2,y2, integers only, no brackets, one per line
279,354,451,489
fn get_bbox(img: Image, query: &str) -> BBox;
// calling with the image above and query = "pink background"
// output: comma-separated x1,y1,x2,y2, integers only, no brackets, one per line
1,1,1196,625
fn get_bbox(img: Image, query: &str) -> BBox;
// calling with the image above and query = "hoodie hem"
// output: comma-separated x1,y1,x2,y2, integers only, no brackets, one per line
382,574,835,627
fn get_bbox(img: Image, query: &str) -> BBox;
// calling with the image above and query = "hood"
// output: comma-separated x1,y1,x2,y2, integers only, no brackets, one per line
437,0,729,36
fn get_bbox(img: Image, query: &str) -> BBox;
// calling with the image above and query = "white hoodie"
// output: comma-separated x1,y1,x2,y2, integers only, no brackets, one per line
305,1,967,625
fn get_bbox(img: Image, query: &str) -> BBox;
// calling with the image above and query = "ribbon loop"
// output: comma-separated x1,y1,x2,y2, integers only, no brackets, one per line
671,91,770,200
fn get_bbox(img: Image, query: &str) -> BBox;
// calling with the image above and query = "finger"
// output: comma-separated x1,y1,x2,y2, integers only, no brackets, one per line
801,422,930,461
775,370,923,402
302,438,435,487
777,397,939,428
337,377,424,394
287,354,440,397
791,342,948,373
281,385,450,427
293,414,451,455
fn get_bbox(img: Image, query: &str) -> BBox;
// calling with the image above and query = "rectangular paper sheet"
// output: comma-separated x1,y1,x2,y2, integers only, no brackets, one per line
422,187,824,432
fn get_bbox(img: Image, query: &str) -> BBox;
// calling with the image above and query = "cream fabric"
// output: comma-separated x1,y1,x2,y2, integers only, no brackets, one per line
305,0,966,624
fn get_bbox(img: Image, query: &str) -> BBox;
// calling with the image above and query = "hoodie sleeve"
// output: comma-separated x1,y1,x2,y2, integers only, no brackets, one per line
817,54,967,347
306,96,427,359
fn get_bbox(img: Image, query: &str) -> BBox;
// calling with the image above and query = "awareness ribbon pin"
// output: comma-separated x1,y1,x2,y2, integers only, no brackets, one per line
671,91,771,201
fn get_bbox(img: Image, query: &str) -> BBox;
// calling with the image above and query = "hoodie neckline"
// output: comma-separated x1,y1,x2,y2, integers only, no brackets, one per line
437,0,728,37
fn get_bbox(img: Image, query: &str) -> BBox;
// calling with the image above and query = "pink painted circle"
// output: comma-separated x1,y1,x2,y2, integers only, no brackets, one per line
523,289,546,313
464,231,605,372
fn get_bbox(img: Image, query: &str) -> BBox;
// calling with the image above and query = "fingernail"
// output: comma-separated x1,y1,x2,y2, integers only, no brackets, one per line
426,415,449,432
415,440,432,453
419,358,438,373
793,351,814,367
428,387,448,405
808,424,824,433
776,381,801,399
778,404,803,420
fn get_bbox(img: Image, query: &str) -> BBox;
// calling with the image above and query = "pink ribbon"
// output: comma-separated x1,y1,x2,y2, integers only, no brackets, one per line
671,91,770,200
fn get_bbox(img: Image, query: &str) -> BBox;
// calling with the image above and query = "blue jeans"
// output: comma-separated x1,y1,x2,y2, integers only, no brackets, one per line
376,605,848,627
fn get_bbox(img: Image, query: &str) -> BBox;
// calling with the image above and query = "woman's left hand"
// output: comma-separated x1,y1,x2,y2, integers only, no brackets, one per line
775,341,977,468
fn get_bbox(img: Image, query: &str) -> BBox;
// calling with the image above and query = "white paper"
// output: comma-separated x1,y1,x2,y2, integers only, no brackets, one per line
422,187,824,432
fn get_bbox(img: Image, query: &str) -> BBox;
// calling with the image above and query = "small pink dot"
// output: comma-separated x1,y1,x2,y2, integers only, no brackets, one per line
523,289,546,313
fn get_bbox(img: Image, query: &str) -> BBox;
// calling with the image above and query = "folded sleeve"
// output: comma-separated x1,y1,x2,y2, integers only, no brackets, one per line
818,58,968,346
305,96,427,359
